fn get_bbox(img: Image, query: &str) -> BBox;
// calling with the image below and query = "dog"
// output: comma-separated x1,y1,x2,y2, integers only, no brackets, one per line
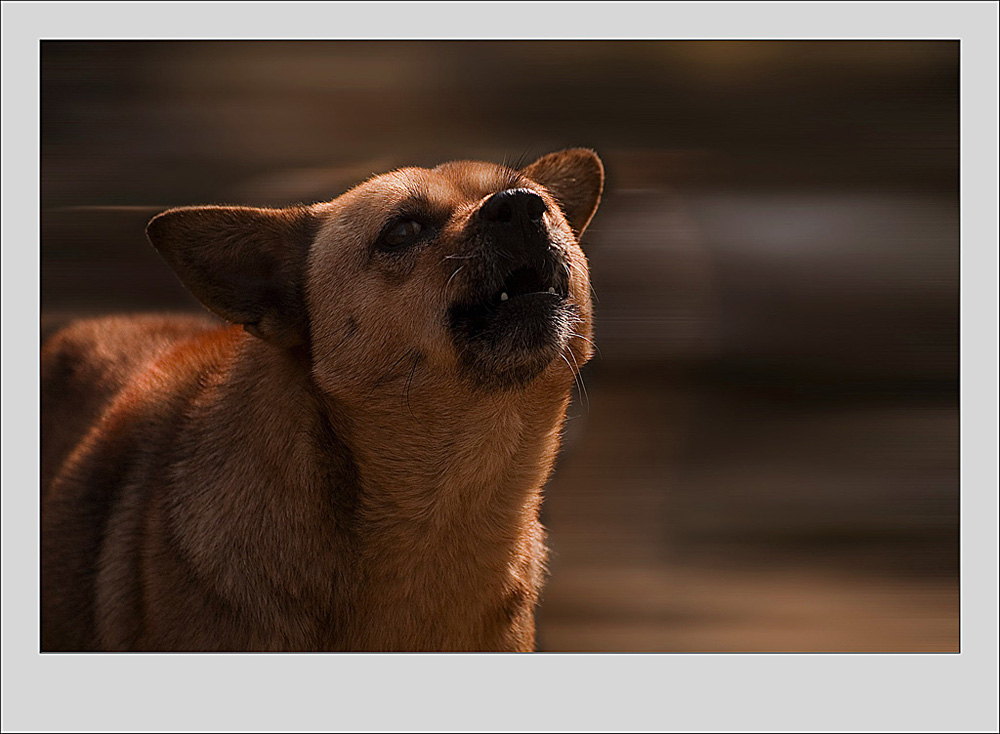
40,149,603,651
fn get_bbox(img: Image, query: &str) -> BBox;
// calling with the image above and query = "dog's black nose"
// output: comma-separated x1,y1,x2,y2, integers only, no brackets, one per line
480,188,547,225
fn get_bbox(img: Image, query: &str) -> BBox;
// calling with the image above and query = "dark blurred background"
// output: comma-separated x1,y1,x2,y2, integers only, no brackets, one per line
40,41,959,652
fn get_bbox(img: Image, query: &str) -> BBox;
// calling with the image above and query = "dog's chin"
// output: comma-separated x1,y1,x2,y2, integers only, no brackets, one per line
449,267,574,390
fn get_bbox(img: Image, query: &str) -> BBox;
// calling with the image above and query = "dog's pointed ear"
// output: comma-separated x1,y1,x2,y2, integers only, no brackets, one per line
522,149,604,237
146,205,319,348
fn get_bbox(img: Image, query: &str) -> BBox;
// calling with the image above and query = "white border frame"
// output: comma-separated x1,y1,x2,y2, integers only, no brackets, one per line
3,3,997,732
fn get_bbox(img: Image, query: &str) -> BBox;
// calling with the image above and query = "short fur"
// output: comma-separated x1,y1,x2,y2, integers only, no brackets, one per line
41,149,603,651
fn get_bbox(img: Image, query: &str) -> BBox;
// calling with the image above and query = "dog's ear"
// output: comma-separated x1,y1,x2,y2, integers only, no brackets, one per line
522,149,604,237
146,205,318,348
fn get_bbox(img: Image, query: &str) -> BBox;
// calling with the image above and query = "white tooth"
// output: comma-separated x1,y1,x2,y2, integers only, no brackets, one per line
548,287,555,294
500,292,508,302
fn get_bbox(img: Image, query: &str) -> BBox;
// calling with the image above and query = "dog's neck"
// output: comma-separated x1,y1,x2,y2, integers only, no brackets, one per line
320,358,574,651
337,371,567,519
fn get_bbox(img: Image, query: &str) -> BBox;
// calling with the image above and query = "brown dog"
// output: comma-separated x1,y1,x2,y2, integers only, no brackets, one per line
41,149,603,651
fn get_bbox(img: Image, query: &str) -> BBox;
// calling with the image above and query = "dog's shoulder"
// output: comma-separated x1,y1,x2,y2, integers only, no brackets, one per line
42,313,227,391
40,314,229,492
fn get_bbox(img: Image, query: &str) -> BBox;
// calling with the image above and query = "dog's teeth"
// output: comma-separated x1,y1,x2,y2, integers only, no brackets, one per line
500,292,509,302
548,287,555,294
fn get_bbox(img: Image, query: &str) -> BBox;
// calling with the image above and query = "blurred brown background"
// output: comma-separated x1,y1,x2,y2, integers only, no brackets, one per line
40,41,958,652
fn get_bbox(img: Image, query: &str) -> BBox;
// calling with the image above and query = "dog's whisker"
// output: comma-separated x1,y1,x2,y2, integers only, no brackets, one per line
557,350,588,411
557,350,576,377
569,331,601,356
403,352,423,423
562,345,590,412
495,247,517,263
317,319,358,364
445,265,465,292
564,260,600,303
367,348,417,398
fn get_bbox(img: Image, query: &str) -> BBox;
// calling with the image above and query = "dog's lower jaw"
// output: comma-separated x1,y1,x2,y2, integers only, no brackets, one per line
449,298,582,390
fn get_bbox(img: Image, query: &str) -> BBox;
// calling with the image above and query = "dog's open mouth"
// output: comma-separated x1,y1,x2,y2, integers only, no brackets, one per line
489,264,569,307
449,258,573,387
451,260,569,332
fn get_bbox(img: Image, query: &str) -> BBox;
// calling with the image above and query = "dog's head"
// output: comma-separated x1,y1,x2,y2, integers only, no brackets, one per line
147,150,602,394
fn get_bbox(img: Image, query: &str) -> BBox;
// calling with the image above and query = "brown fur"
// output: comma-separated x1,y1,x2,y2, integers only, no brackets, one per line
41,149,603,651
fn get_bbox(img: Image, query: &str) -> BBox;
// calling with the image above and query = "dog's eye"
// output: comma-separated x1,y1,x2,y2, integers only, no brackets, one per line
379,218,423,249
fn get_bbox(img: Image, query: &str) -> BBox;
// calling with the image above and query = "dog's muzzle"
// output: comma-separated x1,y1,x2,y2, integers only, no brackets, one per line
447,188,575,388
